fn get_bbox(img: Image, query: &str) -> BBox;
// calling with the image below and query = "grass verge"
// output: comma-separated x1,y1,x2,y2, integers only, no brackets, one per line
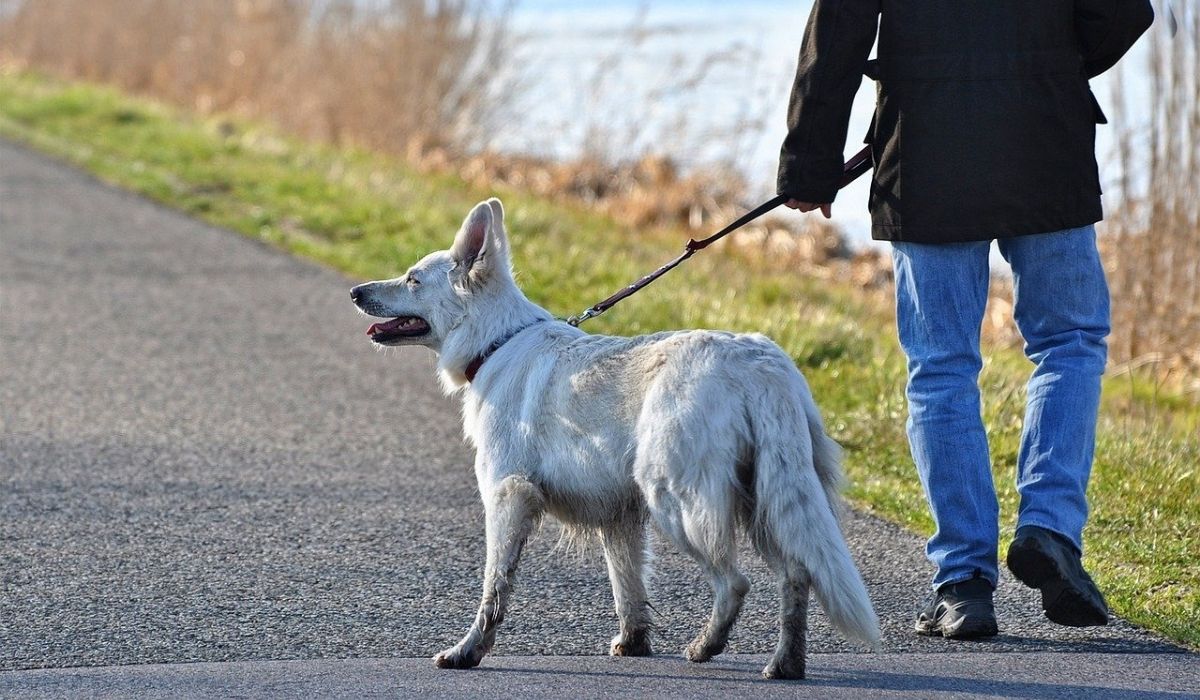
1,70,1196,647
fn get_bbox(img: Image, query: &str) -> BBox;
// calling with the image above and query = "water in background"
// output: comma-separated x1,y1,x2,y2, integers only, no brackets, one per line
506,0,1151,245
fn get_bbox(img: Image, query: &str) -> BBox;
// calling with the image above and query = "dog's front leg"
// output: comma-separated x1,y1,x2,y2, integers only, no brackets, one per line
434,474,543,670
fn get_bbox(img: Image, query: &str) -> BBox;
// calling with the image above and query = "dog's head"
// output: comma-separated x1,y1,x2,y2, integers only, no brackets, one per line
350,198,514,352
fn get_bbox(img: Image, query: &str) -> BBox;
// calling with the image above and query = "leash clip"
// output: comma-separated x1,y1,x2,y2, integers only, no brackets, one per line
566,307,600,327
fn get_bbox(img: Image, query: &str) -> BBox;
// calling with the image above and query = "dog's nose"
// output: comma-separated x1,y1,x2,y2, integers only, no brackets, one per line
350,285,364,304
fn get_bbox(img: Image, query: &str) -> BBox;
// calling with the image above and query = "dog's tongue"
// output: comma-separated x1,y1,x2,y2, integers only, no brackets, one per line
367,317,407,336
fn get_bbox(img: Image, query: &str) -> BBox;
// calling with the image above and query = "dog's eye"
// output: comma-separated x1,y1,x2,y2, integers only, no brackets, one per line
407,276,421,287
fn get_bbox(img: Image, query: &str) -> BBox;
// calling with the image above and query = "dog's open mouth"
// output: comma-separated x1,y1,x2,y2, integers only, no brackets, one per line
367,316,430,344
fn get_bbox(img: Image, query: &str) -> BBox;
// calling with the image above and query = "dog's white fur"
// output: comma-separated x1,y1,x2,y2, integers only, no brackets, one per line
352,199,880,679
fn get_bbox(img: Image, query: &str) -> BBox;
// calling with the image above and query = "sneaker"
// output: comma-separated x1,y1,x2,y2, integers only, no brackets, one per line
1007,525,1109,627
915,576,999,639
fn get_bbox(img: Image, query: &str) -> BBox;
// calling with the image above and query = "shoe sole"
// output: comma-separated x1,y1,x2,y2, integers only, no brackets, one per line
1007,540,1108,627
915,615,998,640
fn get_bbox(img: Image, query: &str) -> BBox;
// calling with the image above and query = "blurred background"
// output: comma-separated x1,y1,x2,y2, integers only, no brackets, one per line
0,0,1195,378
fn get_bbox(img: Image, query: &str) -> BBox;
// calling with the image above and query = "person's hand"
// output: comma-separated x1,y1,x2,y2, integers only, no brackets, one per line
785,199,832,218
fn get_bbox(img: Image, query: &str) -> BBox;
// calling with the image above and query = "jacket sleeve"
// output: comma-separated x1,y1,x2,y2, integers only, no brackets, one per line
777,0,880,203
1074,0,1155,79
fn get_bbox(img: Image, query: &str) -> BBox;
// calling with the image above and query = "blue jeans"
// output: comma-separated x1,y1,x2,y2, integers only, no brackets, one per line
891,226,1110,590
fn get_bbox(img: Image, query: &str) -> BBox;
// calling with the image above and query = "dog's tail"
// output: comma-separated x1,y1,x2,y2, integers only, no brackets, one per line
751,370,881,649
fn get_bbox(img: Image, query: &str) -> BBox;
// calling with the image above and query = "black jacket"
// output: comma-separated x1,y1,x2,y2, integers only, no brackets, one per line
777,0,1154,242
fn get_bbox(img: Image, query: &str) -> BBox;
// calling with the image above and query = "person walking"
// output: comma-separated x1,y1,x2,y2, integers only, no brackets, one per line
778,0,1155,638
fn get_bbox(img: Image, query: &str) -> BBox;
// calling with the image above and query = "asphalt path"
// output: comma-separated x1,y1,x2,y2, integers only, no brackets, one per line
2,654,1198,699
0,140,1193,696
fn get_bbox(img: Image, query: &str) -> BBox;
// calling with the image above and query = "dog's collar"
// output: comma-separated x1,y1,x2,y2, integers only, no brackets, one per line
464,319,547,383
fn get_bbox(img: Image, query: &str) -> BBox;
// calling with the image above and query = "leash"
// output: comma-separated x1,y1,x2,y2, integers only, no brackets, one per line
565,145,874,327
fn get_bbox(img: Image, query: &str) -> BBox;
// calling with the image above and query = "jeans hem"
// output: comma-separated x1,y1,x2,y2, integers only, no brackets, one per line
1014,519,1083,555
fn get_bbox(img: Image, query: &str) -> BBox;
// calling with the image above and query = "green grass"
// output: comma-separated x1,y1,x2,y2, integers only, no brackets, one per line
2,70,1196,648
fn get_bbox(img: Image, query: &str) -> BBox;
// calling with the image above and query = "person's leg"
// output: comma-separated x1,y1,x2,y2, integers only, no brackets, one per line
998,225,1111,627
891,240,997,590
997,225,1110,550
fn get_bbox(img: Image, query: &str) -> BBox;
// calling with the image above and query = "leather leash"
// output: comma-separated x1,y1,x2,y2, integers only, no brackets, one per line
565,145,874,327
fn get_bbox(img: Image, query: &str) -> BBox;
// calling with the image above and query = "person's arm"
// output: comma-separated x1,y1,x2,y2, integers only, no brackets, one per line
1075,0,1155,78
777,0,880,208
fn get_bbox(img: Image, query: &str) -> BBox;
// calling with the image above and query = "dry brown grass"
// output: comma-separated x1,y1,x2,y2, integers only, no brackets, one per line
0,0,777,236
0,0,515,162
1104,10,1200,391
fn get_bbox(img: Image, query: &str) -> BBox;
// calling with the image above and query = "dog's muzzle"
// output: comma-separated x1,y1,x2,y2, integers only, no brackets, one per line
351,284,431,344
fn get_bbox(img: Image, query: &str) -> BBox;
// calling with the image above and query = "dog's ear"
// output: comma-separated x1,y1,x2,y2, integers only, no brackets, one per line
486,197,505,229
450,199,510,285
451,201,492,271
483,197,511,263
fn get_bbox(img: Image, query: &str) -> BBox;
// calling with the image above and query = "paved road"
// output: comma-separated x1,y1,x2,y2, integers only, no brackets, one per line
0,140,1193,696
2,654,1198,699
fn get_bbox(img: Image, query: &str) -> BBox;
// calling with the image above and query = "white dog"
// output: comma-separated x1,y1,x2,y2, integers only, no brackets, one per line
351,199,880,679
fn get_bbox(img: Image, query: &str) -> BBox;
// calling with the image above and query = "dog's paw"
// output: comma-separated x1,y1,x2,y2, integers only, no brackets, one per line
684,636,722,663
610,631,652,657
762,656,805,680
432,645,483,670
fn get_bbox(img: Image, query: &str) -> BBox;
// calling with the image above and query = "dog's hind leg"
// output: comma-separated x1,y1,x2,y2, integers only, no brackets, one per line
434,474,543,670
646,484,748,663
683,552,750,663
763,571,811,680
636,380,750,664
600,519,653,656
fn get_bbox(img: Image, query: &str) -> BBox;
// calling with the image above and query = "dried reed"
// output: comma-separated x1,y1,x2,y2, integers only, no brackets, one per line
0,0,515,160
0,0,773,234
1104,7,1200,389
